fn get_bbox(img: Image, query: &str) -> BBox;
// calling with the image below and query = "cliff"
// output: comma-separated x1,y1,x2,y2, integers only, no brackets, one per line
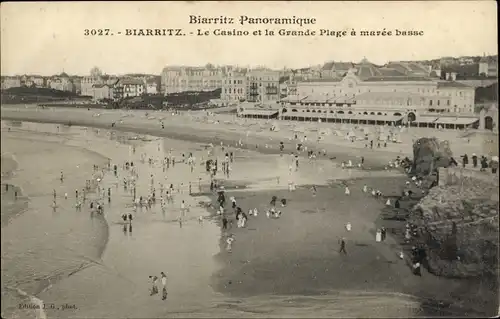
410,170,499,278
412,137,453,177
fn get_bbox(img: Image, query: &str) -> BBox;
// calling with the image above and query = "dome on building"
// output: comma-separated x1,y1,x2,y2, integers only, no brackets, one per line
59,72,69,78
90,67,103,77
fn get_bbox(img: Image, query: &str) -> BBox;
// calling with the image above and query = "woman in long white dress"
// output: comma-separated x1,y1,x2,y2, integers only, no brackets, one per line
345,222,352,232
375,229,382,242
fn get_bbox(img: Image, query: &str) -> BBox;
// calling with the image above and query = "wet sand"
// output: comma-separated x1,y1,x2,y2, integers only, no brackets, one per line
205,176,499,317
1,109,498,318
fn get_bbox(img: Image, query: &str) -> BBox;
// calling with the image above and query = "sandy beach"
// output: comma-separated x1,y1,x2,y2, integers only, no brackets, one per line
1,106,498,318
2,104,495,168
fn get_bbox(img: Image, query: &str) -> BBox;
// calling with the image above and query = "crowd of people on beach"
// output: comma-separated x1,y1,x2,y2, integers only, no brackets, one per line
22,109,496,302
459,153,499,174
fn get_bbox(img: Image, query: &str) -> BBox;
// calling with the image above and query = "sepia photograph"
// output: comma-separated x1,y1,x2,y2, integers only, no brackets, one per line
1,1,498,318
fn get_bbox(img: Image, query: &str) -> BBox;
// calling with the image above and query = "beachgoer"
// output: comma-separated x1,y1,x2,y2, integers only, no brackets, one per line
345,222,352,232
472,154,478,168
180,200,185,216
339,238,347,255
381,227,387,241
226,235,234,252
161,272,168,300
150,276,159,295
253,208,258,216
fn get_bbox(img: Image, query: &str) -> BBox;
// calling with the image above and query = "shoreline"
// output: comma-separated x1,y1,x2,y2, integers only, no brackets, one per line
0,106,413,170
1,113,497,317
1,128,113,319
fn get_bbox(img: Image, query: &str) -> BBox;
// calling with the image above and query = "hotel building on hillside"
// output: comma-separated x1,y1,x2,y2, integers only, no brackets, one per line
479,55,498,77
146,78,159,94
161,65,225,94
1,76,22,89
47,73,74,92
20,75,45,87
81,67,119,97
91,84,115,101
267,59,480,129
113,78,145,99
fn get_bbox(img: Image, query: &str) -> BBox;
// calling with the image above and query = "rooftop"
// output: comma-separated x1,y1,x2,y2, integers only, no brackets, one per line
118,78,144,85
356,91,424,99
378,68,406,76
363,76,434,82
437,81,472,88
386,62,429,75
301,77,342,83
92,84,111,88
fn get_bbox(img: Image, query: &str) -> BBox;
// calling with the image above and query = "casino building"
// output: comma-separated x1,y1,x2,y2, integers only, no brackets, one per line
276,59,479,129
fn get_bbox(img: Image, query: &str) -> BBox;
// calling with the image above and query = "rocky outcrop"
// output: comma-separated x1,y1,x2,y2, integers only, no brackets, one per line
410,176,499,278
412,137,453,177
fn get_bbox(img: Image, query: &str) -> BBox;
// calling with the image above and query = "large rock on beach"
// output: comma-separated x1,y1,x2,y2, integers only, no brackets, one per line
410,174,499,278
412,137,453,176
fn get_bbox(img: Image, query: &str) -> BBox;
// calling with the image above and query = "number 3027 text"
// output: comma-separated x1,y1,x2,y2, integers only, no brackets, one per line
84,29,112,36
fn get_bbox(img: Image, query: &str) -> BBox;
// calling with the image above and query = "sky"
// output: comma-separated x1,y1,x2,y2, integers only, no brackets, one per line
1,1,498,76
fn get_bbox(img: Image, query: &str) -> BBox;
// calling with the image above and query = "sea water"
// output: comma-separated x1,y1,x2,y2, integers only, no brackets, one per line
0,120,476,319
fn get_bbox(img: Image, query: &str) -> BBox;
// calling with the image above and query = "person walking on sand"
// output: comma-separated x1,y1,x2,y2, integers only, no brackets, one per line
339,237,347,255
180,200,186,216
150,276,159,296
161,272,168,300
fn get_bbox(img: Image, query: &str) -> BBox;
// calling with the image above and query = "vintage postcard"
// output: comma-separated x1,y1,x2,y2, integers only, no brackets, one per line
1,1,498,318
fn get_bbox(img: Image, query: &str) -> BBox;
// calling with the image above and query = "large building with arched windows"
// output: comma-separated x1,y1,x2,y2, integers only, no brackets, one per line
279,60,479,129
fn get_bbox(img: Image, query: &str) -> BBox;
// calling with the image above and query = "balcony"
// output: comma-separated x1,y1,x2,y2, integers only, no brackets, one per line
265,87,278,95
